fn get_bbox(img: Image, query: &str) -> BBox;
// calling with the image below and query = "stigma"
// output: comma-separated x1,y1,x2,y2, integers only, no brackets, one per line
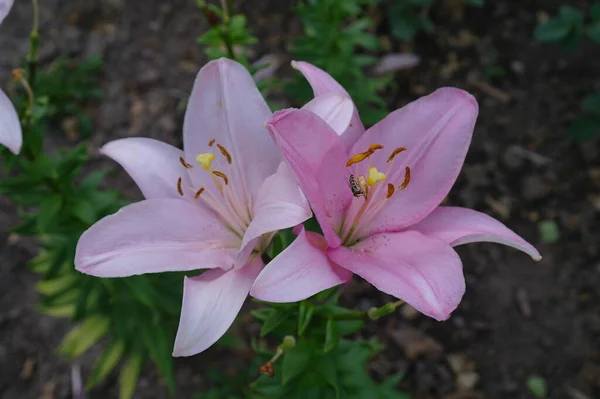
195,153,215,170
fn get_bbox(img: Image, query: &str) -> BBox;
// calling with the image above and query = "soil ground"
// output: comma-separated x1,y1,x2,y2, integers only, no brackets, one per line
1,0,599,398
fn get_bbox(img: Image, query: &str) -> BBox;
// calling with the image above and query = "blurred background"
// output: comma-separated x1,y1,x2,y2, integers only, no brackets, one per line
0,0,599,398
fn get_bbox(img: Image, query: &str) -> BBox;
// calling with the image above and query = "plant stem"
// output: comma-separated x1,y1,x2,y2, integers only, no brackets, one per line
329,300,405,321
28,0,40,89
219,0,236,60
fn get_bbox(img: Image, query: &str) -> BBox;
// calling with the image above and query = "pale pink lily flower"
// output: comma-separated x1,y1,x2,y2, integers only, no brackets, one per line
0,0,22,155
251,63,541,321
75,58,353,356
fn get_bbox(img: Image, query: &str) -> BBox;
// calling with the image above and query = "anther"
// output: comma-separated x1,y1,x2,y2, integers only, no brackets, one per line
367,167,386,186
195,153,215,170
216,144,232,164
369,144,384,151
194,187,205,199
179,156,193,169
208,139,216,147
346,150,373,167
176,177,184,196
212,170,229,185
386,183,395,199
387,147,407,163
399,166,411,190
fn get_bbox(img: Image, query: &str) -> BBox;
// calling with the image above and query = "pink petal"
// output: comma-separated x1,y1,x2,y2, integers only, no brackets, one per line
328,231,465,320
173,257,263,356
183,58,277,199
250,227,352,302
411,206,542,261
266,109,353,248
75,199,239,277
236,162,312,268
301,92,353,135
292,61,365,148
372,53,420,76
0,0,14,25
101,138,191,200
351,87,479,236
0,88,22,154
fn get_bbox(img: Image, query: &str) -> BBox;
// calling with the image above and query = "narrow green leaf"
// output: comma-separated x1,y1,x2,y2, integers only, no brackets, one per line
298,301,314,336
260,309,290,337
582,93,600,115
282,339,313,385
87,340,126,389
558,5,584,25
58,315,110,358
538,220,560,244
591,2,600,22
37,195,63,232
570,115,600,141
533,19,570,42
587,23,600,45
526,375,547,398
35,273,77,295
324,318,340,353
119,354,144,399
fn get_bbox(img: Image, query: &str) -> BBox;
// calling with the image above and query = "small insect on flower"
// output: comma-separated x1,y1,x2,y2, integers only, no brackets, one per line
349,174,366,198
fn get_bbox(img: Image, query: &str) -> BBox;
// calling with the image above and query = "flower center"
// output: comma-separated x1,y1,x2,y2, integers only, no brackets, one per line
176,139,251,239
340,143,411,245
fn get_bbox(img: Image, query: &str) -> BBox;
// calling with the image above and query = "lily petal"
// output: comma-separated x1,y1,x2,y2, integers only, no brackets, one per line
236,162,312,268
301,92,353,135
183,58,277,199
173,257,263,357
266,109,352,248
0,88,22,154
101,138,192,200
0,0,14,25
411,206,542,261
75,199,239,277
352,87,479,235
292,60,364,147
328,231,465,320
250,227,352,302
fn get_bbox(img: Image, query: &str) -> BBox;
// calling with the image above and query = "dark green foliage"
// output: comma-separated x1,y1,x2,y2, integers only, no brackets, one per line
570,92,600,141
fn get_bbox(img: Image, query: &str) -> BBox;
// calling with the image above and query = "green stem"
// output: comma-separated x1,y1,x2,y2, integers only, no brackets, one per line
219,0,236,60
328,300,405,321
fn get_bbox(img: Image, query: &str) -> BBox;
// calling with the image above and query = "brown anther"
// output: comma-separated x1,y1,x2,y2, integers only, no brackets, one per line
346,150,373,167
194,187,205,199
258,361,275,377
216,144,232,164
212,170,229,185
387,147,407,163
208,139,216,147
176,177,184,196
386,183,395,199
399,167,411,190
11,68,27,83
369,143,384,151
179,156,193,169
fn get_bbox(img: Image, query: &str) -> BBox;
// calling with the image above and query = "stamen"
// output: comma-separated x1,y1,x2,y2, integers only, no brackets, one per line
194,187,205,199
176,177,184,196
208,139,216,147
216,144,232,164
367,167,386,186
369,144,384,151
399,167,411,190
179,156,193,169
195,153,215,170
346,151,372,167
212,170,229,185
386,183,395,199
387,147,407,163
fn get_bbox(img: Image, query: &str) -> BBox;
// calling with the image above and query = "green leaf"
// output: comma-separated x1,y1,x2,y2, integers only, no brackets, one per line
463,0,484,7
558,5,584,25
35,273,77,295
282,339,313,385
87,340,126,388
298,301,314,336
260,309,290,337
324,318,340,353
313,355,340,398
526,375,547,398
119,354,144,399
538,220,560,244
569,115,600,141
587,23,600,45
58,315,110,358
37,195,63,232
533,19,570,42
582,93,600,115
591,2,600,22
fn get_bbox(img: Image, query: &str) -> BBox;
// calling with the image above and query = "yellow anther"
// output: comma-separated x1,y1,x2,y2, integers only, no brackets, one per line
367,167,386,186
346,150,373,167
387,147,407,163
369,144,384,151
195,153,215,170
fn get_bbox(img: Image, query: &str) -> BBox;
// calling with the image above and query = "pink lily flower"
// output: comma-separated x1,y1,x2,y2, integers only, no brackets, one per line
75,58,353,356
251,63,541,320
0,0,22,155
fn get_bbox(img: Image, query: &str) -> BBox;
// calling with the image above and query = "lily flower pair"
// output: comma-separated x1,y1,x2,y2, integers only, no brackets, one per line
75,58,540,357
0,0,23,155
